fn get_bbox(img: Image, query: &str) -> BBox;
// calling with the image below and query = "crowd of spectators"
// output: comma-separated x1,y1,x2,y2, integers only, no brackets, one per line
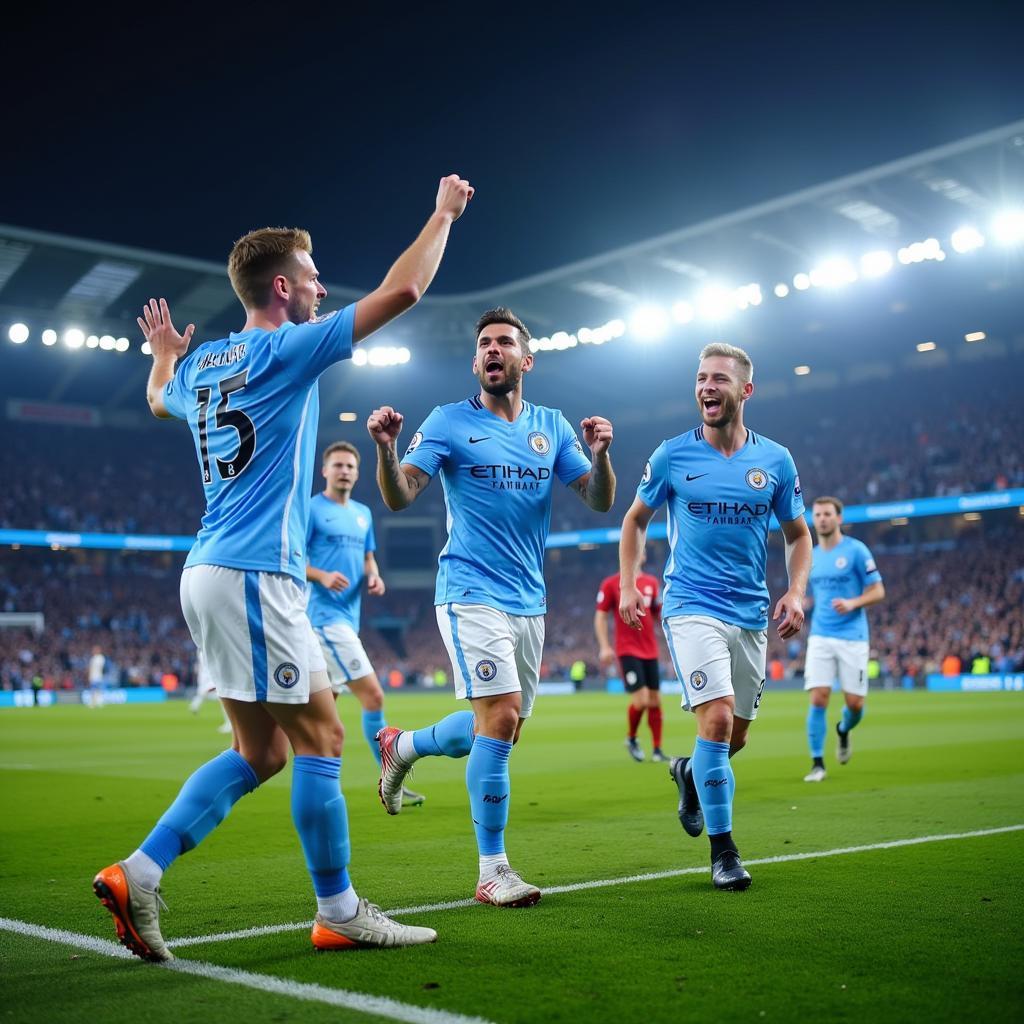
4,521,1022,695
3,361,1023,541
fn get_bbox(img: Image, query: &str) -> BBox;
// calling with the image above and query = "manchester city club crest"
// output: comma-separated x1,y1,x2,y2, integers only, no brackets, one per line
528,431,551,455
642,461,652,484
745,467,768,490
835,556,848,569
690,670,708,690
274,662,300,689
405,431,423,455
475,659,498,681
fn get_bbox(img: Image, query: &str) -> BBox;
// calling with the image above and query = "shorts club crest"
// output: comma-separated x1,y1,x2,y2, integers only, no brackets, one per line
275,662,300,688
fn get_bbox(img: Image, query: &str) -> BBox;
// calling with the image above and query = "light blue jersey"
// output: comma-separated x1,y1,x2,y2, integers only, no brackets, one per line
163,305,355,583
809,535,881,642
637,425,804,630
306,493,376,631
402,396,592,616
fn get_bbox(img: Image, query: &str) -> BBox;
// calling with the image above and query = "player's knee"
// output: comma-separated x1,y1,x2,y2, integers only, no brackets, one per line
361,683,384,712
699,704,733,743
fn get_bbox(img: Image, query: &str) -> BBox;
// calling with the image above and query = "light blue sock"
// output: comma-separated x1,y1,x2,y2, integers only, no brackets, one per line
466,735,512,855
413,710,476,758
140,749,258,870
691,737,734,836
291,756,351,897
807,705,827,759
840,705,864,733
362,709,386,766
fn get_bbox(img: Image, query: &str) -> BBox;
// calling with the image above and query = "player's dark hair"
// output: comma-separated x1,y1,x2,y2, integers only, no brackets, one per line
323,441,361,465
475,307,531,353
228,227,313,310
813,495,843,514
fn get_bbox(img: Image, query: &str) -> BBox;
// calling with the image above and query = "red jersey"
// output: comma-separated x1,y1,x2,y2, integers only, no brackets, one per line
596,572,661,660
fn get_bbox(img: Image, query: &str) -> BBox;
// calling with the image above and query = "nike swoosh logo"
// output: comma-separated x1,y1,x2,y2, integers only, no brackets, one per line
686,473,708,481
468,436,491,444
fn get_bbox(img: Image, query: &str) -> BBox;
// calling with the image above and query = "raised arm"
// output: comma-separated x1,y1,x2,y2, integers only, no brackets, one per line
368,405,431,511
618,498,657,629
137,298,194,418
571,416,616,512
353,175,474,344
774,516,813,639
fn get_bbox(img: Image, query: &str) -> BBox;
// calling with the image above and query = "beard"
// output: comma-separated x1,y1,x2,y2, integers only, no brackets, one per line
699,392,740,427
286,294,315,324
479,363,521,396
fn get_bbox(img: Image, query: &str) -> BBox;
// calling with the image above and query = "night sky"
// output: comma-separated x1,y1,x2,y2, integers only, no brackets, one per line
5,3,1024,293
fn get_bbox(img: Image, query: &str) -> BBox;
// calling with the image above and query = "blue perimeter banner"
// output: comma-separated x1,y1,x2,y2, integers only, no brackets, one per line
926,674,1024,692
0,687,168,708
2,487,1023,554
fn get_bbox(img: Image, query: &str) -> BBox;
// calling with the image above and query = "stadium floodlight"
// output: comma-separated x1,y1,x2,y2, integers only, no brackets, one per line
860,250,894,278
809,259,857,288
695,286,733,321
42,329,57,346
397,347,411,364
964,331,986,343
991,208,1024,245
551,331,577,350
792,273,811,291
86,335,99,349
140,341,152,355
338,412,357,422
8,323,29,344
115,338,130,352
352,348,368,366
671,301,694,324
528,338,540,353
63,328,85,349
916,341,937,353
950,226,985,254
99,335,115,351
629,305,669,339
794,365,811,376
773,283,789,298
734,283,762,309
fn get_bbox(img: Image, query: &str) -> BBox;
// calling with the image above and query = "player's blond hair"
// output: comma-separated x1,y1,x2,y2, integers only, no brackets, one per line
323,441,361,465
228,227,313,310
699,342,753,384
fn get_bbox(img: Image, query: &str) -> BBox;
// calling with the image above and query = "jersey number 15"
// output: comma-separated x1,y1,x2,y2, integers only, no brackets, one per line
196,369,256,485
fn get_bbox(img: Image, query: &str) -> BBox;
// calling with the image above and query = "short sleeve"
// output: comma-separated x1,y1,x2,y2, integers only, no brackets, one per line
274,303,356,384
636,442,670,510
365,512,377,554
859,543,882,586
554,414,592,486
401,406,450,478
772,449,805,523
162,360,191,420
595,577,616,612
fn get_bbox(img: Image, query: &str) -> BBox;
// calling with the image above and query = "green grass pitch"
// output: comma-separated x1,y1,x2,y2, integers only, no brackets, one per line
2,690,1022,1023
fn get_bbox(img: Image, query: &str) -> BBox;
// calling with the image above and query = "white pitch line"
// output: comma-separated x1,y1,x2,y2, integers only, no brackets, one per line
167,823,1024,949
0,917,496,1024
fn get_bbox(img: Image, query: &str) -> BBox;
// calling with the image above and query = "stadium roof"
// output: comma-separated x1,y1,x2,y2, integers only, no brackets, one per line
3,118,1023,411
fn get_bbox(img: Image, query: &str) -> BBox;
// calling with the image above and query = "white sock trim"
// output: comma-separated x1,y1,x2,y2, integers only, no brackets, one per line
395,731,420,763
123,850,162,891
317,884,359,923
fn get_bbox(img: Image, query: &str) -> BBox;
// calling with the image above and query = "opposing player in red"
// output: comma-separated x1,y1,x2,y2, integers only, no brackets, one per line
595,558,667,762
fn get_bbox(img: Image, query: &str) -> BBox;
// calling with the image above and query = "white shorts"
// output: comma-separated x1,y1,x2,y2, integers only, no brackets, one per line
804,635,870,696
663,614,768,720
435,603,545,719
180,565,328,705
313,621,375,693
